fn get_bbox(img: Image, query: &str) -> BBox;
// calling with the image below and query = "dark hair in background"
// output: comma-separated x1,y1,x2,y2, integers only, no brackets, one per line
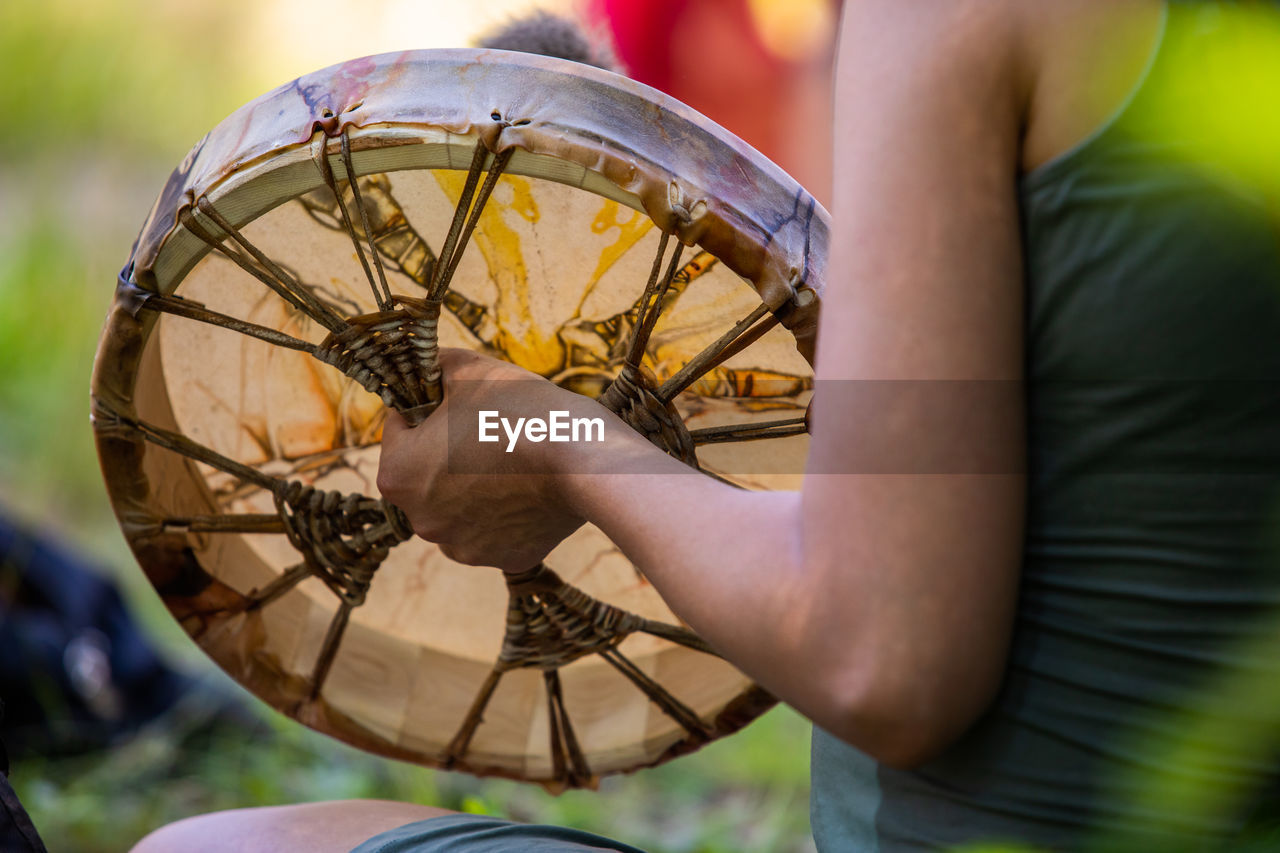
475,9,621,73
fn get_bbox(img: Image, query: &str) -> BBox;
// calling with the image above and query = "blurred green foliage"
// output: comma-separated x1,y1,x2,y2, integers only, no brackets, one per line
1126,2,1280,201
12,696,815,853
0,0,259,552
0,217,100,517
0,0,259,159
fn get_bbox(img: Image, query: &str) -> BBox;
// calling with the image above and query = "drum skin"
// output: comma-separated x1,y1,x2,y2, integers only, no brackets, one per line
92,48,827,787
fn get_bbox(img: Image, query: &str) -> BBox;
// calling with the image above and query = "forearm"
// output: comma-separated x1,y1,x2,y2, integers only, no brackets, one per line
376,0,1035,767
560,442,809,701
559,426,1022,766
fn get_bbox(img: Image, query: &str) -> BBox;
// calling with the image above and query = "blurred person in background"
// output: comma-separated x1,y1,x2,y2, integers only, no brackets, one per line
583,0,837,204
136,1,1280,850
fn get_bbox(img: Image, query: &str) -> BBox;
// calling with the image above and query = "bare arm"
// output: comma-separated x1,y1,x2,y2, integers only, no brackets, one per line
380,0,1028,768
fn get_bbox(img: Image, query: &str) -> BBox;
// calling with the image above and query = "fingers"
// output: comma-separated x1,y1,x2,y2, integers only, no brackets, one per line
380,410,411,443
437,346,486,370
438,539,545,574
374,346,582,571
376,411,422,503
438,346,537,382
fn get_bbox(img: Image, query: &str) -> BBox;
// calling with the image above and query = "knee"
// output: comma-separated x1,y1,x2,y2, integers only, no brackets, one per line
131,810,239,853
130,801,458,853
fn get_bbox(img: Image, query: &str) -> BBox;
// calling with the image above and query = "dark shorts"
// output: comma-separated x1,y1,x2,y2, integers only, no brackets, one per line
349,814,647,853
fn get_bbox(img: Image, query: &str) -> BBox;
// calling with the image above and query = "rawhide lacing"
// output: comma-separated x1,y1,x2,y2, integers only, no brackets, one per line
104,118,811,767
442,563,717,786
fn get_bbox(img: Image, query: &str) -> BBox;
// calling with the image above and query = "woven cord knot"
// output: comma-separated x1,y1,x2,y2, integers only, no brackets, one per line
313,295,444,426
598,364,698,466
273,480,413,606
498,564,647,670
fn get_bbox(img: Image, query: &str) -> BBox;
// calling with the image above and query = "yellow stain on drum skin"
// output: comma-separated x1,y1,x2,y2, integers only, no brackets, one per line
587,201,653,291
435,171,566,377
509,178,540,224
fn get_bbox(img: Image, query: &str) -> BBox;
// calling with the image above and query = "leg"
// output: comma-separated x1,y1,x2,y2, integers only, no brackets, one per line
129,800,456,853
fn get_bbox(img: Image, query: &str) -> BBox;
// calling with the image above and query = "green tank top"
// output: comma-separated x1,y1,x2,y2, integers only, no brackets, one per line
811,3,1280,849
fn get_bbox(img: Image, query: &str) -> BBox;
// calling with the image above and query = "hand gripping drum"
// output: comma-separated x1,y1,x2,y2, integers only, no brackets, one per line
92,49,826,790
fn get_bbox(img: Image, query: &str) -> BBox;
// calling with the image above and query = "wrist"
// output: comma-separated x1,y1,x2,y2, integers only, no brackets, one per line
545,406,622,521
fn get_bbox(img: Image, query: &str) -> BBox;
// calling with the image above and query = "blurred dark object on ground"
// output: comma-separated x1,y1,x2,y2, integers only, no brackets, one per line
0,513,193,758
0,512,269,849
0,513,259,759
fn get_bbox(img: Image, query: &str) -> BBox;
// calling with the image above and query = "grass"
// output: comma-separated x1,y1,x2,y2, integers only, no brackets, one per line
10,687,814,853
0,0,260,161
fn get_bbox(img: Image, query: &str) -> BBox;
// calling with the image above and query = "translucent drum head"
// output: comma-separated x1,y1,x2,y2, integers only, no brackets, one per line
91,49,827,788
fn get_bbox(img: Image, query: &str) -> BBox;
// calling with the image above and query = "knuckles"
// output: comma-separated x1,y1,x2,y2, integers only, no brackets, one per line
437,542,470,564
438,541,498,568
409,516,451,544
374,467,398,501
375,347,571,572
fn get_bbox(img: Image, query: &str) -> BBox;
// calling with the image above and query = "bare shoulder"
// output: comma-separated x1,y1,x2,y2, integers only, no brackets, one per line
836,0,1029,103
1016,0,1167,171
836,0,1166,173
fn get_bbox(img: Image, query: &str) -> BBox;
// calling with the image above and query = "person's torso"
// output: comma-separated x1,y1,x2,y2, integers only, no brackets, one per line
812,3,1280,849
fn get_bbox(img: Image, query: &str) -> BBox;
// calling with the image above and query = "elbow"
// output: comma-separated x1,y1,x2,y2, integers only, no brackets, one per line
821,701,959,771
817,656,1003,770
856,718,961,771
